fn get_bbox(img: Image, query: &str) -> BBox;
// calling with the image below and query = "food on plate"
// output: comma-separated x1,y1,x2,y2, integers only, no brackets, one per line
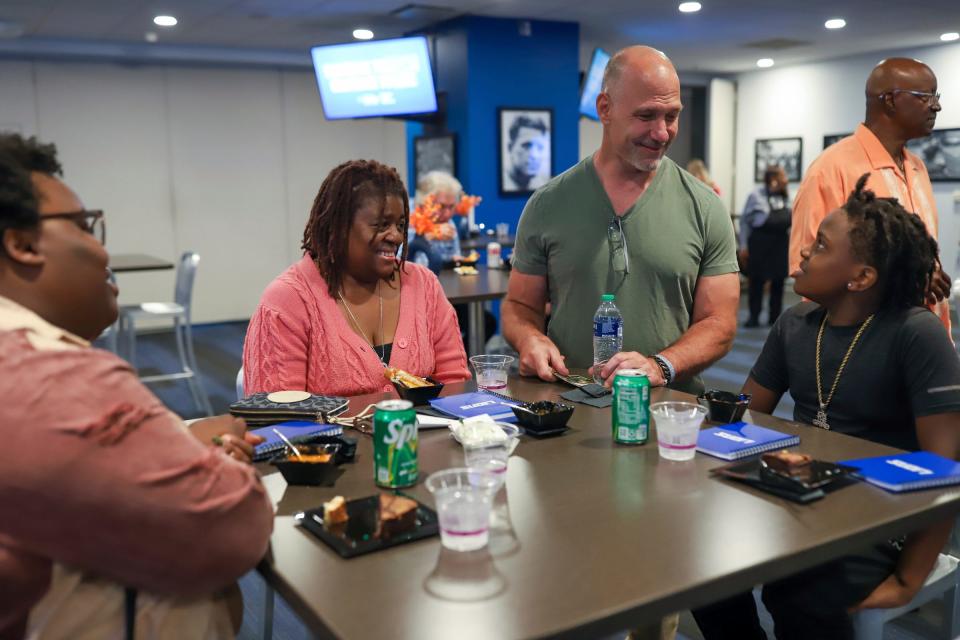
323,495,349,526
454,266,478,275
385,367,432,389
286,452,332,463
377,493,418,537
761,450,813,476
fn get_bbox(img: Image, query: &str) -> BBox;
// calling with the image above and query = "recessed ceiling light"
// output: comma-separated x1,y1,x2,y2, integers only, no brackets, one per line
678,2,702,13
824,18,846,30
941,32,960,42
756,58,775,68
353,28,374,40
144,31,158,43
153,15,177,27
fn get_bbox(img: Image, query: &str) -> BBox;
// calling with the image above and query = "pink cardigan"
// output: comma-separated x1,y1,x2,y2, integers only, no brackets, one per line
243,256,470,397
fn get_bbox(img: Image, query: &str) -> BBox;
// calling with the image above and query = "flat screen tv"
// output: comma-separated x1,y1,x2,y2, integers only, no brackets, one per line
310,36,438,120
579,48,611,120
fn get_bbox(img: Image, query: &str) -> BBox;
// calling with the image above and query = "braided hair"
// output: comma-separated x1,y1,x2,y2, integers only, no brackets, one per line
301,159,409,297
843,172,939,309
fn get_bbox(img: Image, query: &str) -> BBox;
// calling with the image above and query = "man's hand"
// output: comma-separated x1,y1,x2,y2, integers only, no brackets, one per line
517,334,568,381
189,415,262,465
590,351,667,388
926,267,952,305
849,574,919,612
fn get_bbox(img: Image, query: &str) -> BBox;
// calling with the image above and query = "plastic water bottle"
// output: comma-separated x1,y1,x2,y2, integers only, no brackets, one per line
593,294,623,384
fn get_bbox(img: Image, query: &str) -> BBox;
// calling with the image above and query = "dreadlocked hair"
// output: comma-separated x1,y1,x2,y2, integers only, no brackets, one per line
843,172,939,309
301,159,410,298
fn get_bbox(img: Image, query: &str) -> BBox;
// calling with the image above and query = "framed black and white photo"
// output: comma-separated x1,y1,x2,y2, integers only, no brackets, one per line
906,128,960,182
755,137,803,182
823,133,850,150
498,107,553,195
414,134,456,184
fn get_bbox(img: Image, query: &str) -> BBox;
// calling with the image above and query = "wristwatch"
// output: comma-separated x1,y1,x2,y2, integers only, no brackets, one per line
651,354,674,385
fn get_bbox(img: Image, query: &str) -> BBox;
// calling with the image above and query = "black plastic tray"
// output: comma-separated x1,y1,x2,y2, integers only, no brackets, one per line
711,458,859,504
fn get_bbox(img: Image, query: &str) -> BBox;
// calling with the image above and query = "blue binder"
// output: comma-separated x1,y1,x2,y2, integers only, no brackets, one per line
839,451,960,493
696,422,800,460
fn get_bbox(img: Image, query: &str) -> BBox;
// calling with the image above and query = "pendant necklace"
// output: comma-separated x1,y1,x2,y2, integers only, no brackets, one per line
813,311,874,430
338,280,387,367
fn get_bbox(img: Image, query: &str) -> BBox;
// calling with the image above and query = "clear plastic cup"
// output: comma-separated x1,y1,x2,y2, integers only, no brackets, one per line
426,468,499,551
652,401,707,461
462,423,519,491
469,355,514,391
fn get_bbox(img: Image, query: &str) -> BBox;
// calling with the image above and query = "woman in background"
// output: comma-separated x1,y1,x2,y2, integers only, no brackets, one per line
243,160,470,397
687,158,721,196
740,165,791,327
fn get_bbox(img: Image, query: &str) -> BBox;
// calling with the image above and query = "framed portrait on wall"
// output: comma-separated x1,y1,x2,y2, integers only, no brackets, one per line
822,133,851,150
414,134,456,184
906,128,960,182
498,107,553,195
755,137,803,182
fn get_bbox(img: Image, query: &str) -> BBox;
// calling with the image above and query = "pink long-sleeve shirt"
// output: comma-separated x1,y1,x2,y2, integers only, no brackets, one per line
0,296,273,640
243,256,470,397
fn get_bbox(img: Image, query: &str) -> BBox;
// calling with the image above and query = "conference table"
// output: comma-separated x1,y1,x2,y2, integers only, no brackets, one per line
438,264,511,356
461,233,516,252
108,253,174,273
256,377,960,639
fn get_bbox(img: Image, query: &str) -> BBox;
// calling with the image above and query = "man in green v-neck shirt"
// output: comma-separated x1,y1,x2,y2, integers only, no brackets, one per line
503,46,740,395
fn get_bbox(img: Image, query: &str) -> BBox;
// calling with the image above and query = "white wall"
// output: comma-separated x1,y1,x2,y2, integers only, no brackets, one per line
0,59,407,323
579,118,602,161
734,42,960,274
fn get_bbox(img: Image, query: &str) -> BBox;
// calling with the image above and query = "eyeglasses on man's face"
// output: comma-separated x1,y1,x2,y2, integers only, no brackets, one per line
40,209,106,245
607,217,630,274
882,89,942,107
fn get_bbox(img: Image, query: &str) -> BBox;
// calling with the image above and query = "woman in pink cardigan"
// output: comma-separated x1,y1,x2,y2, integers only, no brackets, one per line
243,160,470,397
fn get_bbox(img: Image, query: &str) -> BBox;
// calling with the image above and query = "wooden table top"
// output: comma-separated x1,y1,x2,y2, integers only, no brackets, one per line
437,264,511,305
108,253,174,273
258,377,960,640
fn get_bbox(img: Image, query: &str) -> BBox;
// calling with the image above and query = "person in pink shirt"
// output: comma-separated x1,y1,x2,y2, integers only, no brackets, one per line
243,159,470,397
0,134,273,639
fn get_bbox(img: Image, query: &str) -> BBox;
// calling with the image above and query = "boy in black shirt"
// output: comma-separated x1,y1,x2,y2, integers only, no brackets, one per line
694,174,960,640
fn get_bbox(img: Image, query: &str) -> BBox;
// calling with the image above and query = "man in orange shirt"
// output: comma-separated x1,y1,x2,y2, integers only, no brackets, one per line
790,57,952,328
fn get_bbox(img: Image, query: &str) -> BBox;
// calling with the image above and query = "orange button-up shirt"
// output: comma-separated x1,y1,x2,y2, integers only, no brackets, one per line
790,123,949,330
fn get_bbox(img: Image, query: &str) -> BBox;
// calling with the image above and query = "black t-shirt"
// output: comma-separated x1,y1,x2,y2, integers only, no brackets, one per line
751,302,960,451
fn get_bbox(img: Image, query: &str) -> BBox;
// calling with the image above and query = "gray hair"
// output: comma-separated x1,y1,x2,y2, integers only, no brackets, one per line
415,171,463,207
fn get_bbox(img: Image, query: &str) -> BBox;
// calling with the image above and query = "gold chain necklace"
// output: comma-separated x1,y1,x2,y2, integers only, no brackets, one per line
813,312,875,430
337,280,387,367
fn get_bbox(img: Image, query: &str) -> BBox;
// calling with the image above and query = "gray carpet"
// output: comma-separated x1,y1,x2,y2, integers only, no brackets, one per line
106,289,955,640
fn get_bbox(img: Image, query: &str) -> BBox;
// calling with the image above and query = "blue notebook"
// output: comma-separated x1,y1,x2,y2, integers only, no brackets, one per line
839,451,960,493
250,421,342,462
428,391,523,423
696,422,800,460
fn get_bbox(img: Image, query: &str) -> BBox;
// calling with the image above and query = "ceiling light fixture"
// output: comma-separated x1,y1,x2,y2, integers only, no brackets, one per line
941,32,960,42
353,28,374,40
678,2,702,13
824,18,846,30
153,15,177,27
756,58,774,68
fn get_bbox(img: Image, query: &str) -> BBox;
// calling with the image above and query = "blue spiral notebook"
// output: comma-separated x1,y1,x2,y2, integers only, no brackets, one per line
696,422,800,460
428,391,524,423
839,451,960,493
250,421,342,462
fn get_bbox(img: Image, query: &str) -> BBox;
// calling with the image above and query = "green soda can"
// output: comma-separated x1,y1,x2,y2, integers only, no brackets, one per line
612,369,650,445
373,399,418,487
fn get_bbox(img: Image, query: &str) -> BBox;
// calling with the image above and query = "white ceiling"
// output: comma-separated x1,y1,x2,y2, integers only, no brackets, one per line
0,0,958,73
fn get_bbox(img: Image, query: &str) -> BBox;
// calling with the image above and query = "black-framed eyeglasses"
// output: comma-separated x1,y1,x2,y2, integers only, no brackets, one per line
607,217,630,274
40,209,106,245
882,89,941,106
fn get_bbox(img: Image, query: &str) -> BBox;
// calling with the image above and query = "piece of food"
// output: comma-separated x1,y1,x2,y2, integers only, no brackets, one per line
287,452,332,463
385,367,431,389
377,493,418,538
454,266,478,275
761,450,812,475
323,495,348,527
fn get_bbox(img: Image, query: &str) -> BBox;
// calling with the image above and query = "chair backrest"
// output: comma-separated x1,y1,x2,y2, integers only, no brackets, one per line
174,252,201,311
236,367,244,401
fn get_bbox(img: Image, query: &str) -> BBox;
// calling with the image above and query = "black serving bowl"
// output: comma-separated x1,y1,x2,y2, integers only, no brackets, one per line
392,378,444,406
511,401,575,432
697,389,751,424
270,443,342,486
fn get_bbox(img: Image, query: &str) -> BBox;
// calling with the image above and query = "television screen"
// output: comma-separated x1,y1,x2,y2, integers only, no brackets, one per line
579,48,611,120
310,36,438,120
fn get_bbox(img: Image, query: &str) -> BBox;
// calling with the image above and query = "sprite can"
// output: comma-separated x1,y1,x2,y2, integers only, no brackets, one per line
612,369,650,445
373,399,418,487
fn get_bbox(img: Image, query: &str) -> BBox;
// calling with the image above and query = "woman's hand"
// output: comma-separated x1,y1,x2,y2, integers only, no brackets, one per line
189,415,263,465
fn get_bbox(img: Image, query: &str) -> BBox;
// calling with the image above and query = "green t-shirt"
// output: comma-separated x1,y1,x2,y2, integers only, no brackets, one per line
511,154,738,394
